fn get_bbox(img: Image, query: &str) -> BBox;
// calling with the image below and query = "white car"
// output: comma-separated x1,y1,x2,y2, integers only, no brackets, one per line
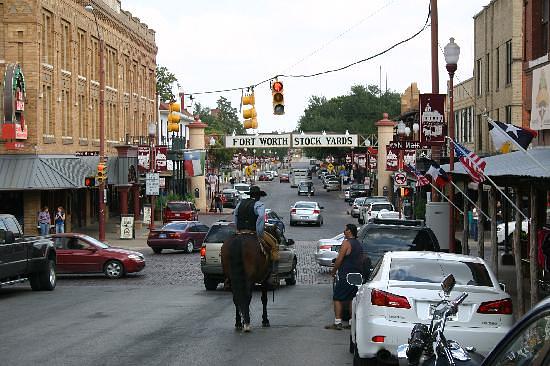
314,233,345,267
497,220,528,244
266,170,278,177
349,251,513,364
358,201,394,224
376,209,401,220
350,197,367,218
233,183,250,200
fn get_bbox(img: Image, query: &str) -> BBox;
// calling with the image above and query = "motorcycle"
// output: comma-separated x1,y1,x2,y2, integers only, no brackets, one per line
397,274,485,366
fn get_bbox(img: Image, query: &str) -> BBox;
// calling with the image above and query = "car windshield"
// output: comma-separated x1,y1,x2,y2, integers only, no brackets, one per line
167,202,192,211
204,224,236,243
82,235,109,249
389,258,493,286
162,222,189,231
351,184,366,190
354,198,366,205
372,203,393,211
295,203,316,209
299,182,313,187
235,185,249,192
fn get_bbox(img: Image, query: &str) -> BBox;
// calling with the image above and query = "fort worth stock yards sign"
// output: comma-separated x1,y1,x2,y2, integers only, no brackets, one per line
225,133,358,148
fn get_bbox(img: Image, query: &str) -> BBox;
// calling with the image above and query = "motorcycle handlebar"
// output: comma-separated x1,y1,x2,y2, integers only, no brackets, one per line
447,292,468,316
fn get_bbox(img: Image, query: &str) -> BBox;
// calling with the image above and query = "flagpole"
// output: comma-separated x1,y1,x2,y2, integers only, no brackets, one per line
429,181,464,215
449,180,491,222
448,137,529,222
485,113,550,174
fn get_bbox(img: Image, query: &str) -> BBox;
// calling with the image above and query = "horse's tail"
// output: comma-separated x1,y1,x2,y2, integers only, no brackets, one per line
229,236,248,310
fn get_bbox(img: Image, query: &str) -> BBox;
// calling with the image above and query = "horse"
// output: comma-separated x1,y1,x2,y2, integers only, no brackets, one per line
221,225,279,332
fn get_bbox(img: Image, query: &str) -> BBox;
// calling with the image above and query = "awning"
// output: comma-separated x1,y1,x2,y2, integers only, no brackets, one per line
0,155,99,190
442,147,550,179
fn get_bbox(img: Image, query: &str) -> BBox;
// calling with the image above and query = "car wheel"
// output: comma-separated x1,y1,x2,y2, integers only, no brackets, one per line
290,221,295,226
285,259,297,286
30,258,56,291
104,260,124,279
349,335,354,354
358,218,364,225
152,248,162,254
353,344,376,366
204,276,219,291
185,240,194,254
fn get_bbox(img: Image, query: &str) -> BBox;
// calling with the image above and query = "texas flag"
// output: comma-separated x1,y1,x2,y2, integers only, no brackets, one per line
488,119,538,153
184,150,206,177
425,159,450,187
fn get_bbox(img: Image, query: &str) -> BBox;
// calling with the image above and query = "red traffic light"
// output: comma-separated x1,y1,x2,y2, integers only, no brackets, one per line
85,176,95,187
273,81,283,92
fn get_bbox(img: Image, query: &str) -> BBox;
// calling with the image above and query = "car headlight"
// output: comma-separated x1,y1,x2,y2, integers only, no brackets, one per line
128,254,143,260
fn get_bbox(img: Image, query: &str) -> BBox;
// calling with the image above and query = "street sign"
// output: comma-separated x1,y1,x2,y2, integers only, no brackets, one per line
327,163,334,172
388,140,431,150
120,215,134,239
145,172,160,195
394,172,407,186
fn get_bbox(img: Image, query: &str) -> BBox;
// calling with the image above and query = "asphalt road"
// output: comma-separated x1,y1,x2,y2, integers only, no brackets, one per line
0,174,357,366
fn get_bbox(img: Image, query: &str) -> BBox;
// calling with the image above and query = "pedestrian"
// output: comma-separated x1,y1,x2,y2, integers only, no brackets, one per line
215,194,223,213
55,206,66,233
471,207,479,241
325,223,363,330
37,206,51,236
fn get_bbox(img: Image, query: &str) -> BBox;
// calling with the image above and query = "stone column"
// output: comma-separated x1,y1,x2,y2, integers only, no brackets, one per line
117,184,132,215
375,113,397,198
187,118,208,212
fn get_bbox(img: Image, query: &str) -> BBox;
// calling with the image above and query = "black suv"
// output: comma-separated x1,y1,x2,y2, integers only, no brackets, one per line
348,184,369,204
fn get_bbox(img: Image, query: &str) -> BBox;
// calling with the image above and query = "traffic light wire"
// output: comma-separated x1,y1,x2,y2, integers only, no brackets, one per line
186,1,431,96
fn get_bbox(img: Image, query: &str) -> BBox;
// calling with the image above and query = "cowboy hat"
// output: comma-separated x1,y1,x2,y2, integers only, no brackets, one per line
249,185,267,197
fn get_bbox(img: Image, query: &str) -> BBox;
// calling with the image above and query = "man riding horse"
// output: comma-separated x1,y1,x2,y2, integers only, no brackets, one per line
233,186,279,272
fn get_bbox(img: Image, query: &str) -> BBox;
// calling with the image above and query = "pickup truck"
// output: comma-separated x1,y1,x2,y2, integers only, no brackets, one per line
0,214,57,291
200,221,297,290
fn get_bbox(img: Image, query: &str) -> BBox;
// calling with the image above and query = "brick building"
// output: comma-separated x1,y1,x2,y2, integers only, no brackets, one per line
0,0,157,234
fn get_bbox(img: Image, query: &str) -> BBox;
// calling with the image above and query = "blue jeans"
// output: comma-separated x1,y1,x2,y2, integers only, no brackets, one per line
471,220,478,240
56,223,64,233
40,223,50,236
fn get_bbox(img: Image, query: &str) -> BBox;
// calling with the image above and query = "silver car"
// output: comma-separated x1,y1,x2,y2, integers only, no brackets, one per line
290,201,324,226
297,181,315,196
325,178,341,191
315,233,345,267
350,197,367,218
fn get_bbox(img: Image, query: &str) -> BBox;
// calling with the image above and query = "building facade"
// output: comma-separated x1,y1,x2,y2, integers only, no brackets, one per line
0,0,157,234
473,0,524,154
452,77,475,149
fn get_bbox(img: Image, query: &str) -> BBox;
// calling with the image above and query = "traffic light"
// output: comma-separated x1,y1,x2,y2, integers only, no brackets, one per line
272,80,284,115
167,102,181,133
84,176,95,187
97,163,107,184
242,93,257,129
400,187,412,197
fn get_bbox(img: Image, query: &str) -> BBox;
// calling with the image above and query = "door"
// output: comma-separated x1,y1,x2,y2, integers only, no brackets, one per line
277,234,294,274
57,237,103,273
0,218,27,278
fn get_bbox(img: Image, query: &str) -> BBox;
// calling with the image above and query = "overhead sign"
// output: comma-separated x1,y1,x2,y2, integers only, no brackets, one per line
394,172,407,186
388,140,430,150
292,134,358,148
226,134,291,148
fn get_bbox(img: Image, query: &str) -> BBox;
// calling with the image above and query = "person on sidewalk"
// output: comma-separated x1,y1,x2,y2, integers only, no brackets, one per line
325,223,363,330
214,194,223,213
55,206,66,233
471,207,479,241
37,206,51,236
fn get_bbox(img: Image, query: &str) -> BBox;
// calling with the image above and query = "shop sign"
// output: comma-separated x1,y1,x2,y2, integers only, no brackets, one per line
386,147,399,171
2,64,28,148
419,93,446,144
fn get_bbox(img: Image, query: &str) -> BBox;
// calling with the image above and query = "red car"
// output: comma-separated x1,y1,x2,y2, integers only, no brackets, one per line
147,221,209,254
279,173,290,183
163,201,198,223
258,174,271,181
51,233,145,279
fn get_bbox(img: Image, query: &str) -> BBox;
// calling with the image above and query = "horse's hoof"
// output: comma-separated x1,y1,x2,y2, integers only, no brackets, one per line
243,324,251,332
262,321,270,328
235,324,243,331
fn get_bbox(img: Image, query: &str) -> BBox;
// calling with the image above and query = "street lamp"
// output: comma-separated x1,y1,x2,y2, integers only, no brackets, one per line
148,122,157,231
85,4,106,242
444,37,460,253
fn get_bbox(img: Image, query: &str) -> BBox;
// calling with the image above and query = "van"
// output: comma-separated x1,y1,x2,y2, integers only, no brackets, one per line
290,168,310,187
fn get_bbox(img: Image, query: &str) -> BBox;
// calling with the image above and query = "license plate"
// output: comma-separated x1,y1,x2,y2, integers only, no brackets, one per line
175,214,180,217
159,234,166,238
301,216,308,219
429,304,457,321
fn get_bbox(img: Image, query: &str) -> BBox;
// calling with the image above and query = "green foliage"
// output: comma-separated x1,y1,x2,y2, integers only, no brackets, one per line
156,65,178,103
156,192,195,210
297,84,401,159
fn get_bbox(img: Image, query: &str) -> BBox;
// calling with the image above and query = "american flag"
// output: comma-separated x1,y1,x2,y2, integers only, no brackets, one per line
452,140,486,183
405,164,430,187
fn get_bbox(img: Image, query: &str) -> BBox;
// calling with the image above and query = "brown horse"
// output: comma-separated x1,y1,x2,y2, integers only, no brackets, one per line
221,228,275,332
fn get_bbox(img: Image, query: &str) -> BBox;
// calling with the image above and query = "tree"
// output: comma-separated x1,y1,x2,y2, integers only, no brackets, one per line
156,65,178,103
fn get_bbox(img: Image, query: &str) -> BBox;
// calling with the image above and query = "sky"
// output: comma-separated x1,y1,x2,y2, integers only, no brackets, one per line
123,0,486,134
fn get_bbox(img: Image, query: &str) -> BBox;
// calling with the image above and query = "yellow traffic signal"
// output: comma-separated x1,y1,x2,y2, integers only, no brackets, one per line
272,80,284,115
97,163,107,184
168,102,181,132
242,92,257,129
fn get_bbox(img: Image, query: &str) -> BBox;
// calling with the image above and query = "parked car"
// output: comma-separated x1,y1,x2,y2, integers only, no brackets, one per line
480,295,550,366
233,183,251,199
358,201,395,225
200,221,297,290
258,173,271,181
349,251,513,364
317,169,328,179
52,233,145,279
265,170,278,177
297,181,315,196
322,174,336,187
357,196,391,223
315,233,345,267
325,178,341,191
376,209,401,220
222,188,241,208
497,219,528,245
289,201,324,226
348,184,369,203
265,208,286,233
147,221,209,254
279,173,290,183
163,201,198,223
350,197,367,218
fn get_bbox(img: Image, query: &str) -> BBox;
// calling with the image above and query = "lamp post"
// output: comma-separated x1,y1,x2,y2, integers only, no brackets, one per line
85,4,106,242
397,120,407,219
444,37,460,253
148,122,157,231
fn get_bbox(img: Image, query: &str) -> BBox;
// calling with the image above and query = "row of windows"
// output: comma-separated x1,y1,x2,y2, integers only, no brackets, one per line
476,40,513,96
455,107,474,144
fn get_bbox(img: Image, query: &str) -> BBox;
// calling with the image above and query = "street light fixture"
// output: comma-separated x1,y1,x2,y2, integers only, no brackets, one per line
444,37,460,253
85,4,106,242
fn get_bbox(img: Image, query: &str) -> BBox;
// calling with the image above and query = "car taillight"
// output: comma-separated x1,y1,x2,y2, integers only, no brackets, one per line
264,213,268,222
200,246,206,257
291,209,296,214
169,233,180,238
313,209,320,214
372,336,385,343
477,298,513,315
371,289,411,309
319,244,331,250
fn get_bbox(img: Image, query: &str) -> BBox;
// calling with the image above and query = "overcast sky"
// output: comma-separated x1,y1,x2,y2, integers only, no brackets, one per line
123,0,486,133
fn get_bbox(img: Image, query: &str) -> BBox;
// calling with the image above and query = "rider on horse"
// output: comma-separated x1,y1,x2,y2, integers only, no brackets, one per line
233,186,279,272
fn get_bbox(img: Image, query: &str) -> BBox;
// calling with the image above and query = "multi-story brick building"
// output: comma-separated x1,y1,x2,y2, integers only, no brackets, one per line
0,0,157,234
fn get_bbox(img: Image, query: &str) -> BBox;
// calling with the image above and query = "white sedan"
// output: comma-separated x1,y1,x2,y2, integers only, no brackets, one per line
314,233,345,267
349,251,513,364
289,201,324,226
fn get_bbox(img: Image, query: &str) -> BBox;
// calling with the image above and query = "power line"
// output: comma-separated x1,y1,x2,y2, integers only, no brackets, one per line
186,1,431,96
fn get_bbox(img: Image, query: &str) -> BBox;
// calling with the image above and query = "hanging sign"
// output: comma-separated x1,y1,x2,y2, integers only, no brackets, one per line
225,134,291,148
292,134,358,148
419,93,446,145
403,150,416,168
155,146,168,172
2,63,28,149
386,147,399,171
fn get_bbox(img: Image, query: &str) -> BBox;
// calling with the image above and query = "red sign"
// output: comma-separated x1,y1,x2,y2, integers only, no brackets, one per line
386,147,399,171
155,146,168,172
2,64,27,145
420,93,446,145
138,146,150,173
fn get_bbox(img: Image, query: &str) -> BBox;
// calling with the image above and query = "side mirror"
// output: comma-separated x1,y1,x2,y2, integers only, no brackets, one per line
0,229,15,244
499,283,506,292
319,206,324,210
286,239,295,246
441,274,456,295
346,272,363,286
